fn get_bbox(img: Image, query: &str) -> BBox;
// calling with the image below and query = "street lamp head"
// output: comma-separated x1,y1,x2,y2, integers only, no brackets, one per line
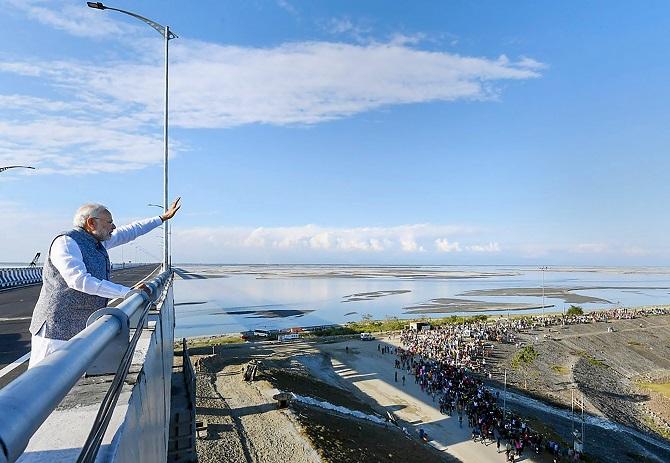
0,165,35,173
86,2,107,10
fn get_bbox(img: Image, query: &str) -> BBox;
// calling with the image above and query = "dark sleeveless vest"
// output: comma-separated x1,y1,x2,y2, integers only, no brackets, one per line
30,228,111,341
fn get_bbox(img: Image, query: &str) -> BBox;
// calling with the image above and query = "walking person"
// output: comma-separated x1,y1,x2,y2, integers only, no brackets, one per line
28,198,182,367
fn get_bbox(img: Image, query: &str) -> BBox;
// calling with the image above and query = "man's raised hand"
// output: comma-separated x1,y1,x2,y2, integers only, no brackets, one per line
160,197,182,221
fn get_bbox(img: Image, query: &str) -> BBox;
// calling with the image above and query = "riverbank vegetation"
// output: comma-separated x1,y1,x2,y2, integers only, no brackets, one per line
566,305,584,316
309,314,490,337
182,335,244,349
511,345,539,369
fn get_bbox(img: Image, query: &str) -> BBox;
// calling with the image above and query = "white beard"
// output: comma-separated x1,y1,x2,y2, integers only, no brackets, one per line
91,229,112,241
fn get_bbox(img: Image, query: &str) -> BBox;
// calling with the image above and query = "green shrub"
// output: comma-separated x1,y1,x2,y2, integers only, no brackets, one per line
512,346,539,369
566,305,584,316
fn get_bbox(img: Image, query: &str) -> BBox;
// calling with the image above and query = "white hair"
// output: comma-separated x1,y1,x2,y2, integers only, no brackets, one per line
73,203,109,228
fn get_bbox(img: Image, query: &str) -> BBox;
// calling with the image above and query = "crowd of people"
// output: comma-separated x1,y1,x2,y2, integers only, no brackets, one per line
530,306,670,328
385,306,670,460
395,316,592,461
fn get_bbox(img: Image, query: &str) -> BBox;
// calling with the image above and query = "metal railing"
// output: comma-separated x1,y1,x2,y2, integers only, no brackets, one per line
0,270,172,463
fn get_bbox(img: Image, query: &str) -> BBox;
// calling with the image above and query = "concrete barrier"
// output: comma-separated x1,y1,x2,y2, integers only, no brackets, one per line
0,267,43,290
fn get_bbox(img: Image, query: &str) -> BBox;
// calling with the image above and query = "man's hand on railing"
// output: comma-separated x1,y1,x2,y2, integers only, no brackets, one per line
134,283,152,297
125,282,152,300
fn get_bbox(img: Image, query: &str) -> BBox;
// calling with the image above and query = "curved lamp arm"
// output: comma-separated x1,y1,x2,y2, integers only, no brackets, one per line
86,2,177,39
0,166,35,173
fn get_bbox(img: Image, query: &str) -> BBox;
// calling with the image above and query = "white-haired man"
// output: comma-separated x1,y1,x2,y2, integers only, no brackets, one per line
28,198,181,368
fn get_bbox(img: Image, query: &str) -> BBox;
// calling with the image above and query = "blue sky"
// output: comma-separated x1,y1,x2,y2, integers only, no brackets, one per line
1,1,669,265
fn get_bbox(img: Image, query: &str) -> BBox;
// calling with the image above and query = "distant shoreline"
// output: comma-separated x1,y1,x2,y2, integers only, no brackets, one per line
184,304,670,342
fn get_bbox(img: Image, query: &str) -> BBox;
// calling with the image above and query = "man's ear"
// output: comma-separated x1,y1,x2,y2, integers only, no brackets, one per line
84,217,96,231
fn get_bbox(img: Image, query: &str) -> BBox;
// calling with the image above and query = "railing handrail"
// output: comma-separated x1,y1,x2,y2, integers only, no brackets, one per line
0,270,172,463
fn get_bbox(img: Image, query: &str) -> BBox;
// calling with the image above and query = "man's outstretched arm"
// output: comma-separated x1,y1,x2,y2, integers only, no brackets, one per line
105,197,182,249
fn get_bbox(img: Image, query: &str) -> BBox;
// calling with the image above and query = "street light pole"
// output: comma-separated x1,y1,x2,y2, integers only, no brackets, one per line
540,266,548,317
163,24,170,270
149,203,169,265
87,2,177,271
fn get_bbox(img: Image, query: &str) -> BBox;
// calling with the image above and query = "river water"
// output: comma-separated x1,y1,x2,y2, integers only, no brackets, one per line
172,265,670,338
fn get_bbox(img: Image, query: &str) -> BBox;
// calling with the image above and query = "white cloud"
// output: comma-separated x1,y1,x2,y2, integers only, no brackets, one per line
514,242,655,261
435,238,462,253
325,17,357,35
516,56,547,71
1,5,544,174
622,246,649,257
276,0,299,17
321,17,373,43
0,117,165,174
4,41,544,130
388,33,427,47
399,237,425,252
5,0,137,38
466,242,501,253
175,223,477,257
0,62,43,76
166,40,542,128
571,243,609,254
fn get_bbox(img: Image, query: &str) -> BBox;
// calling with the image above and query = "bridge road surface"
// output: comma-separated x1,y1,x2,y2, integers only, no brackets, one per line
0,264,161,388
